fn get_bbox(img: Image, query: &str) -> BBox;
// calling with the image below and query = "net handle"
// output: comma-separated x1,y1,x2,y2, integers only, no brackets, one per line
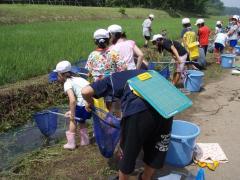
46,110,82,121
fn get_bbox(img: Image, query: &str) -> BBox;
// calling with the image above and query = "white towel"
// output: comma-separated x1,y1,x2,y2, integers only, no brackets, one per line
194,143,228,163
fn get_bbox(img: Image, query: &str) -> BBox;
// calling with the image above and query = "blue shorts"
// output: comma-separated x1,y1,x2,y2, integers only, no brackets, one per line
229,40,238,47
214,43,224,52
75,105,91,123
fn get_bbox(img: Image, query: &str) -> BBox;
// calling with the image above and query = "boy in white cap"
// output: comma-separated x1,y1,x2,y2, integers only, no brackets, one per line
195,18,211,56
54,60,91,149
215,21,224,35
85,28,127,82
107,24,145,70
142,14,154,47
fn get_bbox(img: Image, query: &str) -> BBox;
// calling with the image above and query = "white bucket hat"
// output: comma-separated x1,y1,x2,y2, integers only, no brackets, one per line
195,18,204,25
149,14,154,19
232,15,239,21
216,21,222,25
182,18,190,25
151,34,163,42
107,24,122,33
54,61,71,73
93,29,110,39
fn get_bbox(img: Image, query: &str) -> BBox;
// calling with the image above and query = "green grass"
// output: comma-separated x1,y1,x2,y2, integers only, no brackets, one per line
0,4,227,85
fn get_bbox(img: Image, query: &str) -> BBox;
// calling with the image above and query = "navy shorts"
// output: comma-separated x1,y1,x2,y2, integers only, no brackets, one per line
229,40,238,47
214,43,224,52
75,105,91,123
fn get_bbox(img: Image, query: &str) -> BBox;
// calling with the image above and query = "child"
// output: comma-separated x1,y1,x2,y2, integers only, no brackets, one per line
81,70,173,180
214,33,228,64
85,28,126,82
151,34,188,86
142,14,154,47
215,21,224,35
54,60,91,149
227,15,239,54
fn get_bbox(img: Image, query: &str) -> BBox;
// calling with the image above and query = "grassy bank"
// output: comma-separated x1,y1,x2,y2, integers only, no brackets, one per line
0,4,225,85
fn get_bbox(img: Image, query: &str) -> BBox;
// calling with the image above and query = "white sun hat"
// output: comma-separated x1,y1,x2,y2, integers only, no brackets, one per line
182,18,190,24
93,29,110,39
216,21,222,25
54,60,72,73
149,14,154,19
107,24,122,33
232,15,239,20
195,18,205,25
151,34,163,42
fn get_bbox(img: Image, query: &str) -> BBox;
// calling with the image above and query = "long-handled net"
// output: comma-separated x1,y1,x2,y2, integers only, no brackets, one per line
92,108,121,158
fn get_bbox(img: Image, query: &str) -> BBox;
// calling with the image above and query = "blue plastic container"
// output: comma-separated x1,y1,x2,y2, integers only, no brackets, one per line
235,45,240,55
48,71,58,83
184,70,204,92
221,54,235,68
148,62,170,79
165,120,200,167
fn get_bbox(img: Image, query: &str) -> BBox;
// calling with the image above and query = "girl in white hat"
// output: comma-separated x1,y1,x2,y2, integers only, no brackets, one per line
107,24,146,70
85,28,127,82
54,60,91,149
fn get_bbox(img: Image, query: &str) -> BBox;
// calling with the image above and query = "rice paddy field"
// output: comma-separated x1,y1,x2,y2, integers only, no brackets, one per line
0,4,225,86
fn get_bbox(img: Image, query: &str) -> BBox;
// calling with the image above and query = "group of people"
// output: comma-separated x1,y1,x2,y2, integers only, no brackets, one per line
52,14,240,180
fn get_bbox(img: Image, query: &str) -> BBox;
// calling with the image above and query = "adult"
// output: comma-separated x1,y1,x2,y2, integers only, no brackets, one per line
81,70,173,180
151,34,188,85
227,15,239,54
107,24,144,70
142,14,154,48
195,18,211,56
85,28,127,82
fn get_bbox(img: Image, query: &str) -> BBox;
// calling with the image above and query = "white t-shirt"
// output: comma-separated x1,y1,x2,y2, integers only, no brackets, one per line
228,24,238,40
214,33,228,46
64,77,89,106
142,18,152,36
109,39,136,70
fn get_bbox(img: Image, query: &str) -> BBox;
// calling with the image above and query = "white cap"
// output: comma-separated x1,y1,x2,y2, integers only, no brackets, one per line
182,18,190,24
195,18,204,25
232,15,239,20
93,29,110,39
149,14,154,19
151,34,163,42
216,21,222,25
54,61,71,73
107,24,122,33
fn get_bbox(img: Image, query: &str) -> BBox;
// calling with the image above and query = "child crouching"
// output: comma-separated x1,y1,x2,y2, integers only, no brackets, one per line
54,60,91,149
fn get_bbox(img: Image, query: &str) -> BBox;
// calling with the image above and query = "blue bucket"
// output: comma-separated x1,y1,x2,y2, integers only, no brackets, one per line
184,70,204,92
235,45,240,55
221,54,235,68
165,120,200,167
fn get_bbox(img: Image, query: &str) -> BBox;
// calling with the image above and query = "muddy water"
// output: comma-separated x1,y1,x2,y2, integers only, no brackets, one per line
0,111,67,171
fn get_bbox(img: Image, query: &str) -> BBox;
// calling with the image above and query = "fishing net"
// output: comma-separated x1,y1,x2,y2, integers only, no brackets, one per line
148,61,175,79
92,108,121,158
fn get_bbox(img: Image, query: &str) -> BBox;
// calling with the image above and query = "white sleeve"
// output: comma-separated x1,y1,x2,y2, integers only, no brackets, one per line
64,80,72,93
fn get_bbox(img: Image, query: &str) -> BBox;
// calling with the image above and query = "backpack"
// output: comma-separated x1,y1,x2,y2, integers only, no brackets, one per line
183,31,200,61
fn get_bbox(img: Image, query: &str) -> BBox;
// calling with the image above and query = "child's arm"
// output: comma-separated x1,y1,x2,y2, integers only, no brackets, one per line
66,89,77,119
81,86,95,112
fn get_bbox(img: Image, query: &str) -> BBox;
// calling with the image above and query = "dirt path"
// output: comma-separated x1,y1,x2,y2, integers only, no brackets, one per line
178,71,240,180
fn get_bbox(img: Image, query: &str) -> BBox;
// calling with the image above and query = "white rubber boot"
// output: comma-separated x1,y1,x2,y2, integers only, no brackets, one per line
63,131,76,150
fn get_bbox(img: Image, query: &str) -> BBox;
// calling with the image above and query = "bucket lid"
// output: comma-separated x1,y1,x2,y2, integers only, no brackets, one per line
187,70,204,77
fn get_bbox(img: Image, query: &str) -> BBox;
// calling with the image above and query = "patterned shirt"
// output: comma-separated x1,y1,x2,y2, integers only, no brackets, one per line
86,48,127,81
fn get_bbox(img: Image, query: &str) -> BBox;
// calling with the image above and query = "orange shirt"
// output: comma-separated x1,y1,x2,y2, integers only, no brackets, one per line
198,26,211,46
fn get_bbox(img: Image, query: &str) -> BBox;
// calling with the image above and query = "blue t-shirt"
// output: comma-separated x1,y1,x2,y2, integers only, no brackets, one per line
90,70,151,118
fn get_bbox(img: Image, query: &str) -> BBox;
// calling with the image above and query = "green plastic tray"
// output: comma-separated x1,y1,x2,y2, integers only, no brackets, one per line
128,70,192,118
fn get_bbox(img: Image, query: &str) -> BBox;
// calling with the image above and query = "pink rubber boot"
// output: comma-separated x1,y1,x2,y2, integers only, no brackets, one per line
63,131,76,150
80,128,90,146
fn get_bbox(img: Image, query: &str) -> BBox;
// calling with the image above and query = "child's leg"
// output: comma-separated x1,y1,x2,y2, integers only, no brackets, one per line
69,119,77,133
79,122,90,146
